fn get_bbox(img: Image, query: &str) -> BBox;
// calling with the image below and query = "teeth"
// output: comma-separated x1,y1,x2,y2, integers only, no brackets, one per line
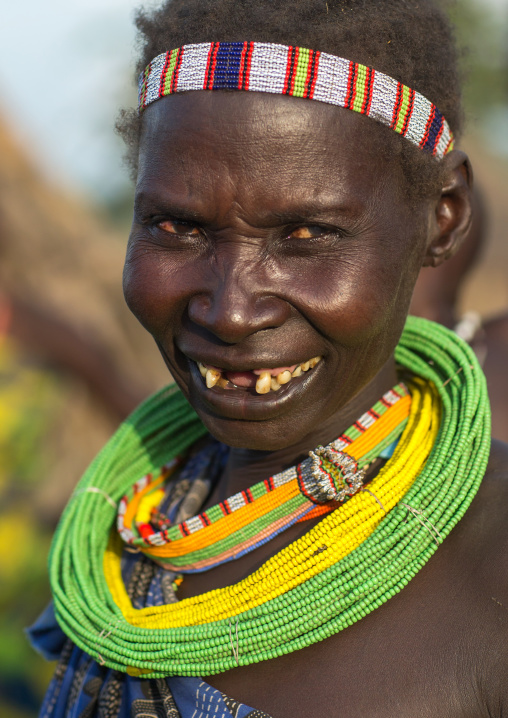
255,371,271,394
206,368,221,388
199,356,322,393
277,370,292,385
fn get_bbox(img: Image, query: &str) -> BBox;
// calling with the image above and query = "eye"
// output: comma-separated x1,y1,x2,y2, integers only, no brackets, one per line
157,219,201,237
288,225,328,240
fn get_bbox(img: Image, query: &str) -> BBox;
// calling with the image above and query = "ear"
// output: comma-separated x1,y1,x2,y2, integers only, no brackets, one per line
423,150,473,268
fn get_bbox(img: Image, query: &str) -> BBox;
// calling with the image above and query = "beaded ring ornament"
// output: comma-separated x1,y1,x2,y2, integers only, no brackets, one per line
115,384,410,573
138,42,454,159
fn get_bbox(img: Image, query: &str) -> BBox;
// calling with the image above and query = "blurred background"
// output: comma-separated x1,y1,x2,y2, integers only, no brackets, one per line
0,0,507,715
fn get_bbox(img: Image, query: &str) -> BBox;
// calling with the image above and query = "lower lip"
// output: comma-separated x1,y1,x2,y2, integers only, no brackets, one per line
187,360,322,421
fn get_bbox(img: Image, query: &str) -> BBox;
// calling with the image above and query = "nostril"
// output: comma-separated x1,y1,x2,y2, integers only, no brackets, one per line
188,295,212,320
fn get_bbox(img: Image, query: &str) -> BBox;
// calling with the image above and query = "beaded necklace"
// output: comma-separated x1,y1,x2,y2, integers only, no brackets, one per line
49,318,490,678
117,383,410,573
105,377,436,630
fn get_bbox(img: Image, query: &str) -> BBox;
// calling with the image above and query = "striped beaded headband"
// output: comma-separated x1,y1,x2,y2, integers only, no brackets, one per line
138,42,455,159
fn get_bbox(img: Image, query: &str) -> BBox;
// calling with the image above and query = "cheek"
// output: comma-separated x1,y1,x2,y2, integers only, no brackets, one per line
290,248,414,347
122,239,187,336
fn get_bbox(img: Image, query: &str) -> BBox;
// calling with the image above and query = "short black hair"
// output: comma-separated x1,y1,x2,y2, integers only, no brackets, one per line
117,0,463,199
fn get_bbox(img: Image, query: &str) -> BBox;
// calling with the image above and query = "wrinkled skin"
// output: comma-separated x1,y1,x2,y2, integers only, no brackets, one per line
124,92,508,717
125,92,459,455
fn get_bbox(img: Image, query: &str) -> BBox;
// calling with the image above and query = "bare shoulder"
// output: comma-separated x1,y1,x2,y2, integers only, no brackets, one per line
466,438,508,542
447,439,508,589
465,438,508,596
475,438,508,504
435,439,508,708
426,436,508,608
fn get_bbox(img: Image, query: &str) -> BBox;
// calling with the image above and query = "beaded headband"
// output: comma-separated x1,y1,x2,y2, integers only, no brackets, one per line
138,42,454,159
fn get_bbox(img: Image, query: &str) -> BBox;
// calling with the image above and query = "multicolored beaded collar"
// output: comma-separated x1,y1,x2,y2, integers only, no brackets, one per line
116,383,410,573
138,42,454,159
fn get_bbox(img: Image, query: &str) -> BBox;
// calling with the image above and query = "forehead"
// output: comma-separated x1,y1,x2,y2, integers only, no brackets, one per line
137,91,403,215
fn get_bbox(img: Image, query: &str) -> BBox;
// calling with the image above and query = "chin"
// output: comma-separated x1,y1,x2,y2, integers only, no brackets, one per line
194,412,308,452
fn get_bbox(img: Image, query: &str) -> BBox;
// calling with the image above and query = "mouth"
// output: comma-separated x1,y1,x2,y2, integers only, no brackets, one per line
194,356,322,394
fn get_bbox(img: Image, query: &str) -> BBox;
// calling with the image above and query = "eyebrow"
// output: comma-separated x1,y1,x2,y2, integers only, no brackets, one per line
133,192,208,224
252,197,364,227
134,190,362,229
264,208,348,224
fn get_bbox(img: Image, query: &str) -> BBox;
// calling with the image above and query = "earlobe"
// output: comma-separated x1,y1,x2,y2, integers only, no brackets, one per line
423,150,473,268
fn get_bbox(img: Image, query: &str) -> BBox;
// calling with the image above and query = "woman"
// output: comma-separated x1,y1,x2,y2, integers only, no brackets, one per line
31,0,508,716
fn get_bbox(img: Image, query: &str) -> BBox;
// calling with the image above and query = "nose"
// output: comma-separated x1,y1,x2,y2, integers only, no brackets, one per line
187,261,291,344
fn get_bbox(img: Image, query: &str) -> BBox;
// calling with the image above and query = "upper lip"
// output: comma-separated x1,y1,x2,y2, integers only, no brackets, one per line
185,354,310,372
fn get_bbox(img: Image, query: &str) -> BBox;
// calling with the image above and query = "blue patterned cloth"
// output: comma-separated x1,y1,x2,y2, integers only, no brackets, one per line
28,439,270,718
28,603,270,718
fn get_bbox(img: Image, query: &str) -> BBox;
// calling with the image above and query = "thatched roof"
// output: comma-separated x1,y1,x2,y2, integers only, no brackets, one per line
0,116,170,520
0,116,168,391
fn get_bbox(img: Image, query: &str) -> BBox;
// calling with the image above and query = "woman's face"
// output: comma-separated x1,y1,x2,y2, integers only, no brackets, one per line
125,91,431,450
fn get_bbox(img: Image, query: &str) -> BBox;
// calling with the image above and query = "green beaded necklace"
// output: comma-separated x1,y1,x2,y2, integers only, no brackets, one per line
49,317,491,677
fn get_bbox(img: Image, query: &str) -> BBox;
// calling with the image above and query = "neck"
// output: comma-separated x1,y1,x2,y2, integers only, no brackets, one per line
217,357,398,499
